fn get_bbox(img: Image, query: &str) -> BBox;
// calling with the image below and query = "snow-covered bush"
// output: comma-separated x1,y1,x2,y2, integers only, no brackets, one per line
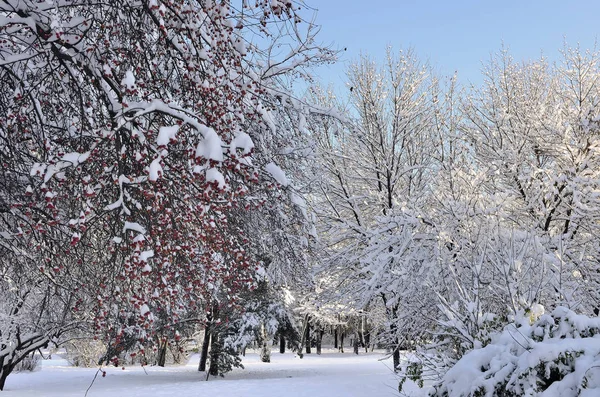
429,306,600,397
12,354,41,373
65,340,106,368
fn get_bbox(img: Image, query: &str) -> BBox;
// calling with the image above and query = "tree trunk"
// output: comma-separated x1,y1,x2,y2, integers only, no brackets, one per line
198,325,211,372
208,332,220,376
0,367,9,392
298,313,309,358
339,331,345,353
334,328,338,349
353,333,359,355
279,334,285,354
393,347,400,372
316,330,324,355
305,321,311,354
390,304,400,372
157,338,168,367
260,323,271,363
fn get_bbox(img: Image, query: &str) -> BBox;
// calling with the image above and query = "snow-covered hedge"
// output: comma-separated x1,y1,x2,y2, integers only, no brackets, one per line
430,306,600,397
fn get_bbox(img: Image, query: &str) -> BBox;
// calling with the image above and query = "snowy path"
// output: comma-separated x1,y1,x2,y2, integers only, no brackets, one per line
3,350,425,397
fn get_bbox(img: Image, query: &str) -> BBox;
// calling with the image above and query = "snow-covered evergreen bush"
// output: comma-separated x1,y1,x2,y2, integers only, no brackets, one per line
429,306,600,397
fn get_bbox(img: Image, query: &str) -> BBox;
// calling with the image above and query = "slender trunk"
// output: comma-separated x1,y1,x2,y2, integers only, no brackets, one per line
334,328,338,349
316,330,324,355
198,319,212,372
279,334,285,354
305,321,311,354
339,331,345,353
382,295,400,371
260,323,271,363
390,305,400,372
353,333,359,355
298,314,309,358
393,347,400,372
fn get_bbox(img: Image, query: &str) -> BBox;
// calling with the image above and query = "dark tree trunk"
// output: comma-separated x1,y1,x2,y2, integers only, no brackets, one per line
339,331,345,353
334,328,338,349
305,321,311,354
353,333,359,355
157,339,168,367
364,331,371,353
0,369,9,392
390,305,400,372
393,347,400,372
316,330,324,355
198,325,211,372
382,296,400,372
279,334,285,354
208,332,220,376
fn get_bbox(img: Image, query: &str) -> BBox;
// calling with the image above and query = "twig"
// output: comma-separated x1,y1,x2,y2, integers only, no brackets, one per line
84,367,103,397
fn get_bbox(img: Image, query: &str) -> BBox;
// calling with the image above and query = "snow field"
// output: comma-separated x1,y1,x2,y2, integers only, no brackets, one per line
3,350,426,397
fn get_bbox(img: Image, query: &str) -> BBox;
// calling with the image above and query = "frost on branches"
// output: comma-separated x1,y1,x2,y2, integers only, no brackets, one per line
0,0,333,385
307,49,451,370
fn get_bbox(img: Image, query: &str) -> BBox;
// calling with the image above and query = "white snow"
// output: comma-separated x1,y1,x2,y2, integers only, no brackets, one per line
229,130,254,156
2,351,424,397
206,168,225,189
30,163,46,176
156,125,179,146
265,162,289,186
195,125,224,162
123,222,146,235
122,70,136,89
149,157,163,181
140,304,150,316
61,151,90,166
139,250,154,262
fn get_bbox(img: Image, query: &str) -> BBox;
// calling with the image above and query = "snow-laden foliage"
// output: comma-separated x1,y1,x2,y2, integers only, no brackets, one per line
307,48,453,367
0,0,333,387
305,44,600,387
430,307,600,397
224,280,299,356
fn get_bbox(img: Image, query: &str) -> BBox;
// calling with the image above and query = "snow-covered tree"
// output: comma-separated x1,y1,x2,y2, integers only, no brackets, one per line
0,0,334,386
402,45,600,389
307,48,448,369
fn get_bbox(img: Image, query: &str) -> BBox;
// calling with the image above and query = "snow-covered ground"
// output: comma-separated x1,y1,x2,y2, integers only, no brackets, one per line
2,350,427,397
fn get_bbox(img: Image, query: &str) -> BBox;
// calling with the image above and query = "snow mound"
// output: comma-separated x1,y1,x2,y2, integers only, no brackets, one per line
431,307,600,397
264,162,289,186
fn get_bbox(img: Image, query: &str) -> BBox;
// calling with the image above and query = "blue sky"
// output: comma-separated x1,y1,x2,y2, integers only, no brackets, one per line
307,0,600,89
